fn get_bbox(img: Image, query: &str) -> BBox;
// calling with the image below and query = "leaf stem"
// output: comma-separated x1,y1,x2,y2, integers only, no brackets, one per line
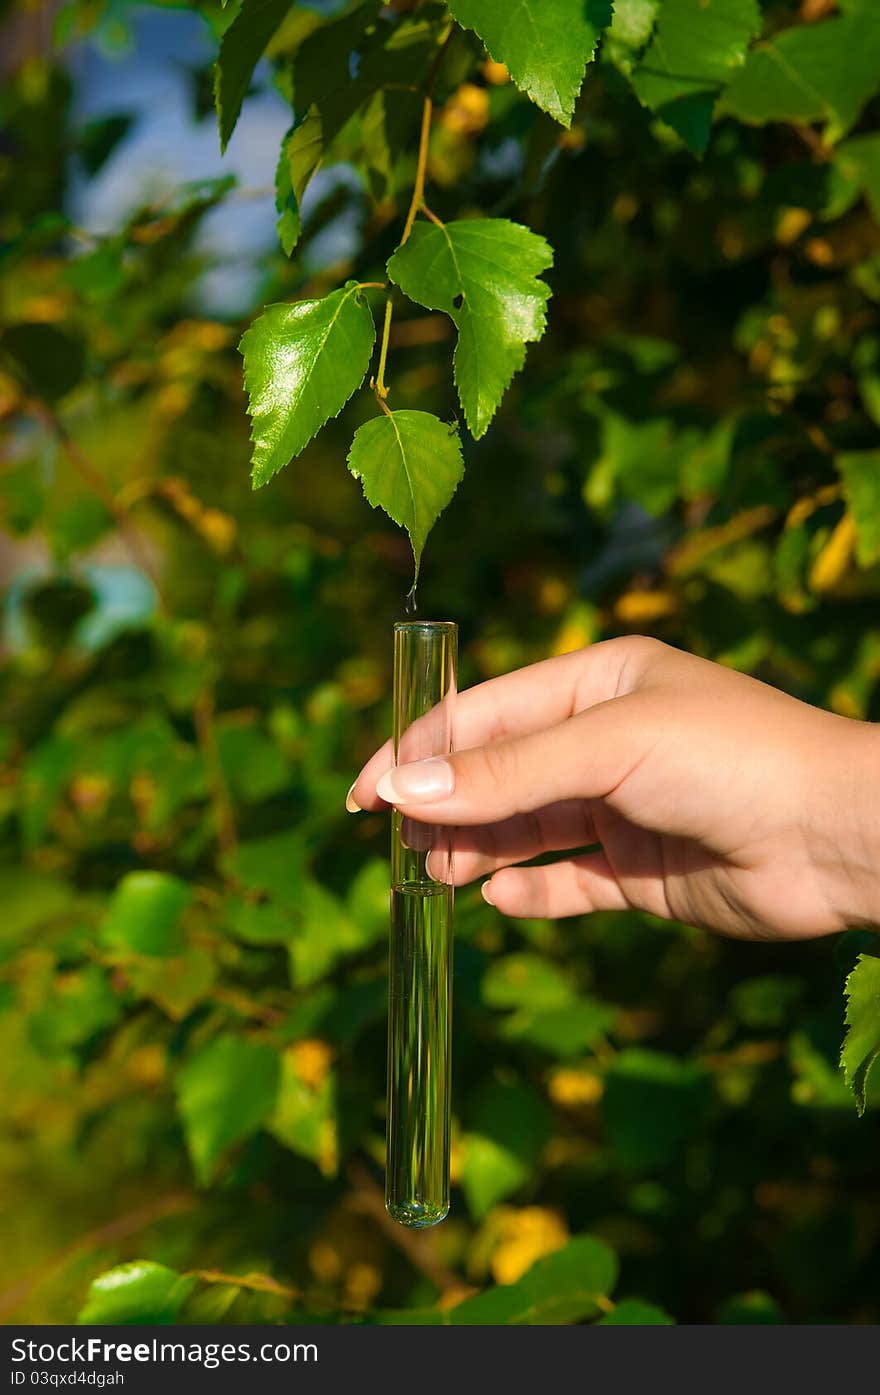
358,281,388,290
401,95,433,246
421,203,445,227
373,297,394,399
368,23,453,409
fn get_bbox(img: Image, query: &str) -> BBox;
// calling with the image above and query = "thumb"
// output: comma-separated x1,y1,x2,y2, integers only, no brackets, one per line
374,693,651,826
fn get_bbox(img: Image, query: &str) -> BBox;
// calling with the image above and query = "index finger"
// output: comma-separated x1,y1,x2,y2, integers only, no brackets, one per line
348,638,631,812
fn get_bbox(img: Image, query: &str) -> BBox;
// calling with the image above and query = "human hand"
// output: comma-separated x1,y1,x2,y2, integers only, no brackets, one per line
349,638,880,940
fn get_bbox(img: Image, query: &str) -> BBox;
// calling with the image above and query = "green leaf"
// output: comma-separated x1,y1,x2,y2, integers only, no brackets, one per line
346,858,390,940
595,413,683,515
216,723,289,803
730,974,803,1030
603,1048,710,1169
379,1236,619,1324
629,0,761,156
461,1079,552,1217
78,1262,195,1325
717,1290,783,1324
0,867,73,953
292,3,378,114
346,410,464,581
29,965,121,1056
445,0,612,126
832,133,880,223
274,131,302,257
223,831,306,907
289,879,357,986
176,1035,280,1184
77,114,134,177
127,946,216,1021
387,219,553,438
269,1045,337,1172
841,953,880,1115
836,452,880,567
599,1298,674,1325
719,13,880,144
225,894,297,945
240,282,376,488
606,0,660,74
102,871,191,958
1,322,85,403
278,5,379,221
214,0,292,151
500,998,617,1057
482,953,573,1011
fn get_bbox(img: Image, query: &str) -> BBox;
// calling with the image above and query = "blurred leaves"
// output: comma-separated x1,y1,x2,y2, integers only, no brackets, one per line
629,0,760,155
0,323,85,402
176,1035,280,1184
603,1049,711,1170
837,452,880,567
461,1079,552,1217
78,1262,196,1326
102,872,191,958
2,0,880,1332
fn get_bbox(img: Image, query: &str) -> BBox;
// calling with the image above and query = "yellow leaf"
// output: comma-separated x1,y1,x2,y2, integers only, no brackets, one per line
548,1067,604,1108
291,1038,334,1090
614,589,676,625
490,1207,569,1285
809,512,857,594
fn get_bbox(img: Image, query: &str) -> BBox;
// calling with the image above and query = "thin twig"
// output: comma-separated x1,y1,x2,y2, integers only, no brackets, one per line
193,689,237,856
0,1193,195,1318
367,23,454,405
31,400,165,604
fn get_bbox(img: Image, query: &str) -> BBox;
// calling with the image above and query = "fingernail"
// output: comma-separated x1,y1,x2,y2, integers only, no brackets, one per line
345,782,361,813
481,880,495,906
376,757,455,805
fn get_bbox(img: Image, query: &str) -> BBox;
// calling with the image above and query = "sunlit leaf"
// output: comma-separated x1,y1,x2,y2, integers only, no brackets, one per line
346,410,464,580
841,953,880,1115
378,1236,619,1324
78,1262,195,1325
387,219,552,439
836,451,880,567
240,283,377,487
176,1035,280,1184
102,871,191,958
446,0,612,126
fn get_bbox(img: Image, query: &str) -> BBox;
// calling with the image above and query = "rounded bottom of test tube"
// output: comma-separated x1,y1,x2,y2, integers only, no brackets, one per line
385,1197,449,1229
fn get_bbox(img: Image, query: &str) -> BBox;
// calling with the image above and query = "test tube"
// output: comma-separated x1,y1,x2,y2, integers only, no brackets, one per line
385,620,457,1228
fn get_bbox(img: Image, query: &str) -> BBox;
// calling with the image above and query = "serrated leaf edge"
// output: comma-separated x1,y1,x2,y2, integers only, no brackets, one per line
840,952,880,1116
346,410,465,583
239,282,375,489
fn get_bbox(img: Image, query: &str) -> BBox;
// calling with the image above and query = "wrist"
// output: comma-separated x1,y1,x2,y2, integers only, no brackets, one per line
816,717,880,931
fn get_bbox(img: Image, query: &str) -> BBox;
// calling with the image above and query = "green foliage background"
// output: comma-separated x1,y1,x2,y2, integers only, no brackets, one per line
2,0,880,1326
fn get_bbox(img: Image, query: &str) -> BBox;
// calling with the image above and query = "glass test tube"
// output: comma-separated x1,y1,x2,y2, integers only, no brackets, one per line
385,620,457,1228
